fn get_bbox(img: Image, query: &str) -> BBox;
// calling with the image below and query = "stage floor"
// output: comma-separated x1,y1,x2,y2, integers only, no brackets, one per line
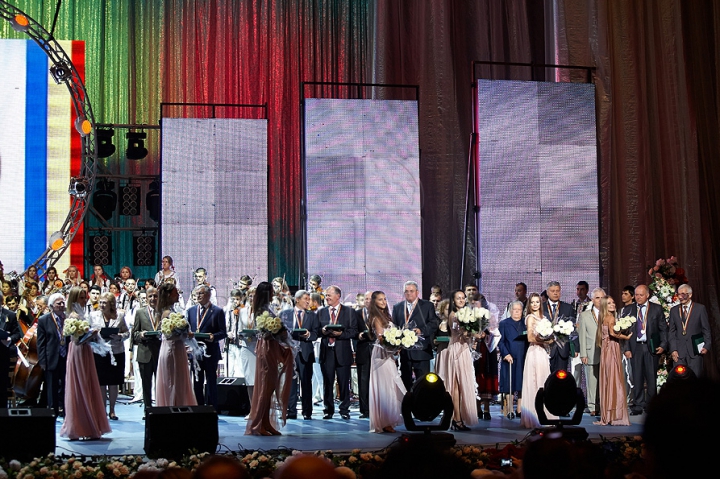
50,395,644,457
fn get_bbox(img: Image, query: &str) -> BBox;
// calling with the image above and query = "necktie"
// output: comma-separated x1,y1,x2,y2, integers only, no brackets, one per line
296,310,303,328
198,306,205,330
551,303,557,318
637,304,645,335
683,305,689,318
329,308,337,344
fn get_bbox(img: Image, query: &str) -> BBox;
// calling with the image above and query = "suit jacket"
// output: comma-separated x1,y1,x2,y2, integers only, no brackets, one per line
280,308,319,363
317,304,357,366
391,299,439,361
668,302,712,358
36,312,69,371
543,300,577,360
577,308,601,364
621,302,668,355
132,306,162,363
354,308,376,366
0,309,21,357
187,303,227,362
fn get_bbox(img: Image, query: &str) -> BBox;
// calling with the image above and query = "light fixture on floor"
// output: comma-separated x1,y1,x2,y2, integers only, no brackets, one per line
399,373,455,448
533,370,588,441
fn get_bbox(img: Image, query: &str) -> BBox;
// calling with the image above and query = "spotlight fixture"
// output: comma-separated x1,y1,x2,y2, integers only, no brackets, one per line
126,131,148,160
533,370,588,441
400,373,456,449
74,116,92,136
146,179,160,222
68,176,90,198
97,128,116,158
48,231,65,251
10,14,30,32
666,363,697,386
92,179,117,220
49,61,72,84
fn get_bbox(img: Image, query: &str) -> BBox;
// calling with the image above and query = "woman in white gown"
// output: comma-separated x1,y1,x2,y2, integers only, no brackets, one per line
368,291,407,433
520,293,557,428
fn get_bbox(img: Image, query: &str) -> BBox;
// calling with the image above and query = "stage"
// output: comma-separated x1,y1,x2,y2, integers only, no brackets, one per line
50,395,644,457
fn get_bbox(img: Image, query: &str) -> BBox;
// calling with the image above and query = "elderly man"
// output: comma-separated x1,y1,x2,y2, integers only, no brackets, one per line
132,287,161,417
188,285,226,410
37,293,69,417
354,291,374,419
543,281,578,373
577,287,605,416
668,284,711,378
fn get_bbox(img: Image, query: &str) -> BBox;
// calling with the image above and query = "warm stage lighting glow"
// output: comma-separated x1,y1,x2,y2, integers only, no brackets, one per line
675,365,686,374
11,14,30,32
556,370,568,380
425,373,438,383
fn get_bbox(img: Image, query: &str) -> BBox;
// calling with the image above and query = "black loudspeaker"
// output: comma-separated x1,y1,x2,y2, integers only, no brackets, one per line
144,406,218,458
217,377,250,416
0,408,56,461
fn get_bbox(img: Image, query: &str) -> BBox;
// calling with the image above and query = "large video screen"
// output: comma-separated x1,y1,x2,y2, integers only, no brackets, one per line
304,99,421,305
161,118,268,306
0,39,85,276
477,80,599,305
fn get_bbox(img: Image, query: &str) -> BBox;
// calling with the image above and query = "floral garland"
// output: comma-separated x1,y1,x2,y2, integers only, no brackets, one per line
647,255,687,320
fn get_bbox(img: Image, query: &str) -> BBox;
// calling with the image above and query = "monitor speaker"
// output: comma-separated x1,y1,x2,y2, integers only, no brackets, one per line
144,405,218,458
217,377,250,416
0,408,55,461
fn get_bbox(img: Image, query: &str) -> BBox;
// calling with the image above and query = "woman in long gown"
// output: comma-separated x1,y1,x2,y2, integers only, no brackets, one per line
368,291,407,433
520,293,557,428
59,290,111,440
594,296,631,426
237,287,257,413
436,290,479,431
499,301,528,418
155,282,197,407
433,299,451,373
245,282,295,436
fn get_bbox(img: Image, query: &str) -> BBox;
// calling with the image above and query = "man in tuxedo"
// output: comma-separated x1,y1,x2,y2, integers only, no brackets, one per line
577,287,605,416
354,291,374,419
622,284,667,415
280,290,319,420
132,287,161,417
392,281,439,391
0,294,21,408
543,281,578,373
668,284,711,378
36,293,69,417
187,285,227,411
318,285,357,420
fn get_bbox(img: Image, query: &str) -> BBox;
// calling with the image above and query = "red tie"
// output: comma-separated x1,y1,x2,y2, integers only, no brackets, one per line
329,307,337,344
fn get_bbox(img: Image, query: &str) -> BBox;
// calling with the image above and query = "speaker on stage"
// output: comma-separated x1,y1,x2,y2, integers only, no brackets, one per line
217,377,250,416
0,408,55,461
144,406,218,459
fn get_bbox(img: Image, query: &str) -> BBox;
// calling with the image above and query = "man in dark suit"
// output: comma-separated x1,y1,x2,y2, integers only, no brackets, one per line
187,285,227,411
132,286,161,417
622,284,667,415
668,284,711,378
318,285,357,420
391,281,439,391
1,294,21,409
354,291,374,419
36,292,69,417
542,281,578,373
280,290,319,420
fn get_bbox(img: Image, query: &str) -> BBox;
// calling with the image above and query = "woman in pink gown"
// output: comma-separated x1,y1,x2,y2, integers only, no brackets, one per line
436,290,479,431
594,296,631,426
520,293,557,429
368,291,407,433
155,282,197,407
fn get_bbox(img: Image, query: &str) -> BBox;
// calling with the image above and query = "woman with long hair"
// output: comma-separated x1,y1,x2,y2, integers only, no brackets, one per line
368,290,407,433
89,264,111,292
436,290,479,431
520,293,556,428
66,286,89,319
155,282,196,407
433,299,451,373
245,281,295,436
155,256,180,292
89,292,129,420
594,296,632,426
41,266,61,295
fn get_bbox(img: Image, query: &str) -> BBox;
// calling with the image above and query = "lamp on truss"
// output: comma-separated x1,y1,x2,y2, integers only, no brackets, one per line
126,131,148,160
48,231,65,251
74,116,92,137
97,128,116,158
10,14,30,32
49,61,72,84
68,176,90,198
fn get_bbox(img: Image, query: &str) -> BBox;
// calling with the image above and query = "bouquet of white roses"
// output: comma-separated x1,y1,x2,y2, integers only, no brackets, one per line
63,316,90,341
456,306,489,335
552,317,575,348
534,317,555,342
380,325,420,353
614,315,636,335
255,311,284,335
160,312,189,339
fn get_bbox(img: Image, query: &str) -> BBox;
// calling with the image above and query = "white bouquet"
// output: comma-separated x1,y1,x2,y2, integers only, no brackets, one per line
255,311,284,335
456,306,490,335
614,315,637,335
63,315,90,341
535,317,555,341
380,325,420,352
552,317,575,348
160,312,189,339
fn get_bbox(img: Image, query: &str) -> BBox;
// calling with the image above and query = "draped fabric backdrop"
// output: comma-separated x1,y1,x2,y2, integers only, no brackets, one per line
2,0,718,375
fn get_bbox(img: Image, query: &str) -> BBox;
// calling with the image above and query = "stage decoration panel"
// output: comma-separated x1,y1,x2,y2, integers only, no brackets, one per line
476,80,599,304
304,99,421,304
161,118,268,305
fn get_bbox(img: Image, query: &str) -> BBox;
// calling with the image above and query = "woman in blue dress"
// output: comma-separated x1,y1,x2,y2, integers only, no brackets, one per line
498,301,527,418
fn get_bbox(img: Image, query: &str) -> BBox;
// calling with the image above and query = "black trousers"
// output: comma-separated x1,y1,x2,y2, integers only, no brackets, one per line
399,351,430,392
630,345,659,411
44,357,67,416
288,354,314,416
356,358,371,415
193,358,219,411
138,355,159,410
322,347,351,416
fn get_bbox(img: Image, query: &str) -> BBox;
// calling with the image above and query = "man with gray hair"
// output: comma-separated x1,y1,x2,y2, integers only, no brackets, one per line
577,287,606,416
542,281,577,374
668,284,711,378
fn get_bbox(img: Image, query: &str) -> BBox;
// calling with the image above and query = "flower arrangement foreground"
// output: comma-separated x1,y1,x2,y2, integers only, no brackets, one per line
0,436,647,479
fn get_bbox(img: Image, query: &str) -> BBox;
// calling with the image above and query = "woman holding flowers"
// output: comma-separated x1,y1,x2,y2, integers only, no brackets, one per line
368,291,407,433
436,290,479,431
520,293,556,428
155,282,197,407
59,287,111,440
245,281,295,436
594,296,631,426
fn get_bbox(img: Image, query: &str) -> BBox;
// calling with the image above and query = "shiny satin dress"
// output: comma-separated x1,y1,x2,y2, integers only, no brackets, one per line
595,323,630,426
520,314,557,428
155,313,197,407
368,317,407,433
436,313,478,426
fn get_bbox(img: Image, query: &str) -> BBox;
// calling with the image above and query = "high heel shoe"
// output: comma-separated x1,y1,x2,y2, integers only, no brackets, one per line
451,420,470,431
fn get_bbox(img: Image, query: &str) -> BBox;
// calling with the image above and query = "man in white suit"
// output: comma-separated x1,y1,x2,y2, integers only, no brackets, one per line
577,287,605,416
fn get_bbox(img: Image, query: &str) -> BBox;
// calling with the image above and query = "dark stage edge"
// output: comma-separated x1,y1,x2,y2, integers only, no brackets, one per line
44,396,644,457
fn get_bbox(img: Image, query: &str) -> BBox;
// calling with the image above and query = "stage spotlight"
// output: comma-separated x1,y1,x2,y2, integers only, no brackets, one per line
146,179,160,222
126,131,148,160
48,231,65,251
400,373,455,448
92,179,117,220
666,364,697,385
97,128,116,158
10,14,30,32
49,61,72,84
534,370,588,441
74,116,92,136
68,177,90,198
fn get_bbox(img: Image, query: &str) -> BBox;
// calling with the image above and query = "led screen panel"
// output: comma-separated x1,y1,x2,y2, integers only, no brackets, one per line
304,99,421,305
477,80,599,306
161,118,268,306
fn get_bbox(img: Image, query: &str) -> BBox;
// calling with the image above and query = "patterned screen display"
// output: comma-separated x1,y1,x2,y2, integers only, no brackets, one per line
161,118,268,306
304,99,421,305
477,80,599,305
